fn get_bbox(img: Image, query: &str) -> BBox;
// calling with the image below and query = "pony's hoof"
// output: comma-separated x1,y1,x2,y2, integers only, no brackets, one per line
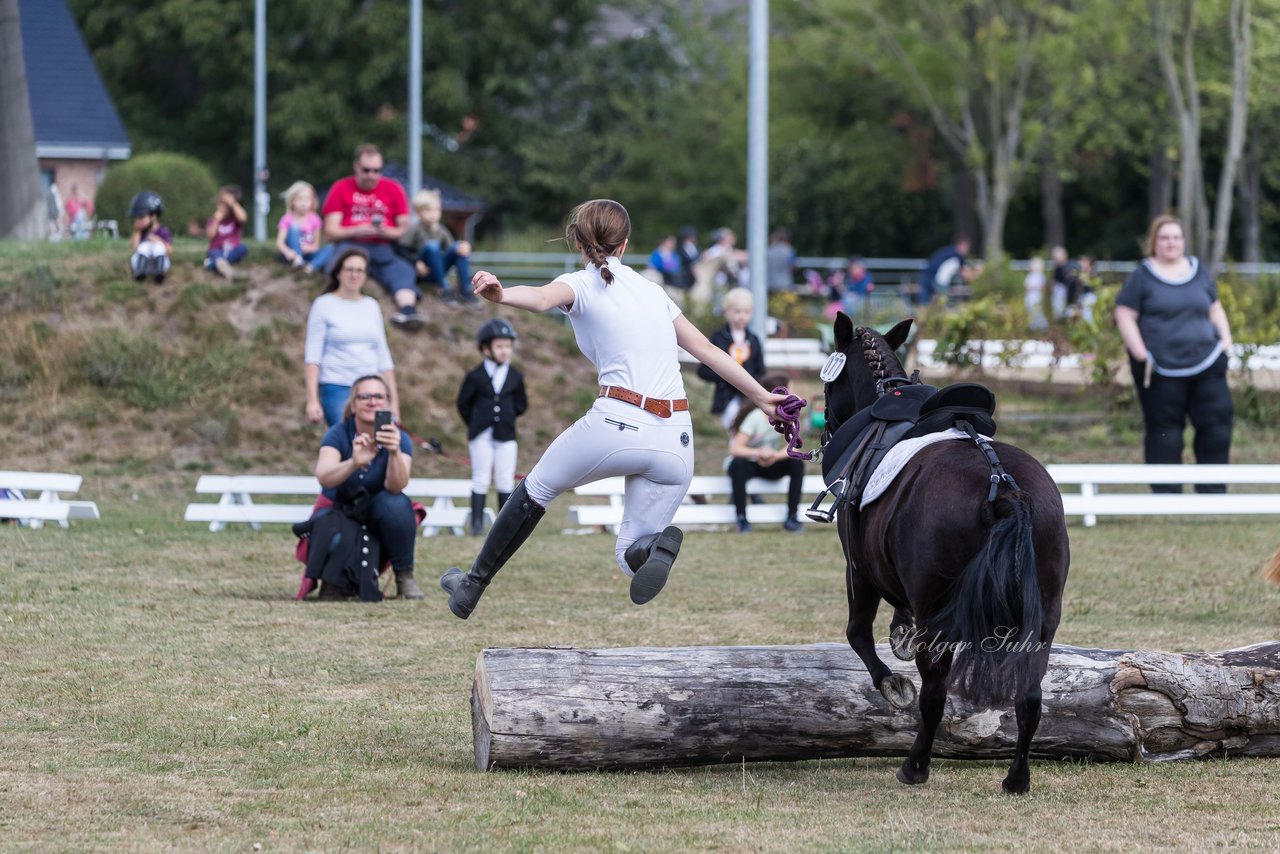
879,673,917,709
896,760,929,785
889,623,916,661
1001,774,1031,795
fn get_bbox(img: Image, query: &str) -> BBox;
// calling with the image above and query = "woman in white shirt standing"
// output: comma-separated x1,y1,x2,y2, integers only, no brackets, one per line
304,247,400,427
440,199,788,619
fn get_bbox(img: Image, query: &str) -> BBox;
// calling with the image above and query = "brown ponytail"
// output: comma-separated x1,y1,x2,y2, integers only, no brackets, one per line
565,200,631,286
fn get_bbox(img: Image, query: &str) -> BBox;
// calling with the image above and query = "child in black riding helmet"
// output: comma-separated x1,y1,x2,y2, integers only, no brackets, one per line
456,319,528,535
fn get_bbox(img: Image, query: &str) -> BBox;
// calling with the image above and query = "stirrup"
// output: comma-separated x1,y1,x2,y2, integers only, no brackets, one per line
804,478,845,523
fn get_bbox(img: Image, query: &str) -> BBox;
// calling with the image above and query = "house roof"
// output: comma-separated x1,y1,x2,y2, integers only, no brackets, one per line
382,165,486,214
19,0,131,160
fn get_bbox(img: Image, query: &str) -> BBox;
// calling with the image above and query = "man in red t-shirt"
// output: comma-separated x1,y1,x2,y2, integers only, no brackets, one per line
323,143,424,330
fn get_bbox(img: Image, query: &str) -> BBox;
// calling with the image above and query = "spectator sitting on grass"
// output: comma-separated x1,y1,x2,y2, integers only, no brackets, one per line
322,143,424,331
276,181,334,274
205,185,248,279
398,188,473,303
127,190,171,284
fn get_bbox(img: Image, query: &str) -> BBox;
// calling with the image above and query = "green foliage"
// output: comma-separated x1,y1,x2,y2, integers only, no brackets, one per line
95,152,219,236
59,0,1280,264
767,291,820,338
929,297,1024,370
1064,280,1128,390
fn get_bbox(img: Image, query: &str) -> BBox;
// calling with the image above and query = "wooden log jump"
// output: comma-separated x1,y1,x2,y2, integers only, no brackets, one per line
470,642,1280,771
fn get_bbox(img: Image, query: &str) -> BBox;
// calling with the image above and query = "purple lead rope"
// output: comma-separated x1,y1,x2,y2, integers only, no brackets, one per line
769,386,817,461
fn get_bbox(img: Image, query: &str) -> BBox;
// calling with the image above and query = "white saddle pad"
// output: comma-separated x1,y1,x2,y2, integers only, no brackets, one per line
860,427,990,509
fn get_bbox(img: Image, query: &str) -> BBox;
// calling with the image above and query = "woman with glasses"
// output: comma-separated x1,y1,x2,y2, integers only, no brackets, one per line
308,374,422,600
1115,213,1235,493
304,246,400,427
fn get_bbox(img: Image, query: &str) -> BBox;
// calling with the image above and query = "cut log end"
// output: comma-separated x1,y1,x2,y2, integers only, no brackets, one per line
472,655,493,771
1261,547,1280,585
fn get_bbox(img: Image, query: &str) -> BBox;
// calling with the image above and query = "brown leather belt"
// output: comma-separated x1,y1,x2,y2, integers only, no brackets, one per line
598,385,689,419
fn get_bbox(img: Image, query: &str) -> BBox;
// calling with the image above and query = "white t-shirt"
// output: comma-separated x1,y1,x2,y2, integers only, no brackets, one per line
304,293,394,385
556,257,686,401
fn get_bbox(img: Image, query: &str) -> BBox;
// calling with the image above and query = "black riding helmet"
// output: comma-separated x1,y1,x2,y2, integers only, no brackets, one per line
127,190,164,218
476,318,517,350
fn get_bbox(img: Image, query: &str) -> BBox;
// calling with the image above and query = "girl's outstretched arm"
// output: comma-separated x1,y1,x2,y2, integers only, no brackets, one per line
674,315,787,413
472,270,575,313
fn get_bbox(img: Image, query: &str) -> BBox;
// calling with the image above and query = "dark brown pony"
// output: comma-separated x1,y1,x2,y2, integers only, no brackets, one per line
824,315,1070,794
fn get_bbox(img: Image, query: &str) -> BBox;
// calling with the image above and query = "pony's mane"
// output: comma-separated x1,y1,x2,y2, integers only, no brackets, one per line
856,326,904,381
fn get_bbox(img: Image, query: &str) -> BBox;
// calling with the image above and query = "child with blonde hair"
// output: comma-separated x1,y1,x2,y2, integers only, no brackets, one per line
276,181,334,274
697,287,766,431
398,188,473,302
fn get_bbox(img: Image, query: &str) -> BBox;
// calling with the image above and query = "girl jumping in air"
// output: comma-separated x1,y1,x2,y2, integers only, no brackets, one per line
440,199,787,619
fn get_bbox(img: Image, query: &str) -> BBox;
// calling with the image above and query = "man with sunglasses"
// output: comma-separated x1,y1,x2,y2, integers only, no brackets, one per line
323,143,425,330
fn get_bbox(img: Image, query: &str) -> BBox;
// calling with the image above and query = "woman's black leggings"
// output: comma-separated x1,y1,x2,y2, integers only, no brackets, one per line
1129,352,1233,493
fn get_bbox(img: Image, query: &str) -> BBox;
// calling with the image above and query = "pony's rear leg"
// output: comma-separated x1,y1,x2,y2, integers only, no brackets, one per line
846,581,915,710
889,608,915,661
1002,683,1043,794
897,651,951,786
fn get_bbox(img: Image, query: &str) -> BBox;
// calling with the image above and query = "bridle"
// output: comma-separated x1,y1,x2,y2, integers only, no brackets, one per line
773,327,920,461
818,327,920,444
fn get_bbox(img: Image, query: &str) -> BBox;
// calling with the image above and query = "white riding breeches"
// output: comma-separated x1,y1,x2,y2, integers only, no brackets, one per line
523,400,694,577
469,428,517,494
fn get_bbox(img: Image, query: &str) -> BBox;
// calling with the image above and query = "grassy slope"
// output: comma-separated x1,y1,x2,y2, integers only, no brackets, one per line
4,240,1277,492
1,240,622,498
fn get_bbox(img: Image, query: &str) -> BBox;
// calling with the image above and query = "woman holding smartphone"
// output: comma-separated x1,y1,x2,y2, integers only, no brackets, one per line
304,246,400,427
310,374,422,600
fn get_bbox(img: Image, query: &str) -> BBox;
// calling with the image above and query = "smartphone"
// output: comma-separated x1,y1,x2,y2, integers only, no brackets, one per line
374,410,393,436
370,213,385,228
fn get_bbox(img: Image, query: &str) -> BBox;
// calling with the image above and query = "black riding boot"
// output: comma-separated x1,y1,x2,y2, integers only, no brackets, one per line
440,480,545,619
497,491,511,511
468,492,486,536
623,525,684,606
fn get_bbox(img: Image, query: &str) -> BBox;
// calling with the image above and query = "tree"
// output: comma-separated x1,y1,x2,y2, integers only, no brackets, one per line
69,2,603,199
809,0,1079,259
1154,0,1252,269
0,0,47,240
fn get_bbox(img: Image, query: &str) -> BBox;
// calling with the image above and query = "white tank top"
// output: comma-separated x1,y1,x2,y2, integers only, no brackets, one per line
556,257,686,401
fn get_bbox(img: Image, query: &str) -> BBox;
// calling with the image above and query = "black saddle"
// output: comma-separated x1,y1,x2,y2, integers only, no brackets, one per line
809,382,998,522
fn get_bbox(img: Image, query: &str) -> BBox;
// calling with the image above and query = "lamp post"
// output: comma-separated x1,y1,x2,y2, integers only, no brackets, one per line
408,0,422,197
747,0,768,340
252,0,267,241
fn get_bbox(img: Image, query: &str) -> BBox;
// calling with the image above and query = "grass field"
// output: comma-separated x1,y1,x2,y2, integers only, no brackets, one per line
4,498,1279,852
4,243,1280,849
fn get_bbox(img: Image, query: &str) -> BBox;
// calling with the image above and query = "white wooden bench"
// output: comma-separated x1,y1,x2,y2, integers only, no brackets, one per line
184,475,494,536
914,340,1280,373
1049,464,1280,527
569,474,827,532
569,465,1280,532
0,471,100,528
679,337,830,371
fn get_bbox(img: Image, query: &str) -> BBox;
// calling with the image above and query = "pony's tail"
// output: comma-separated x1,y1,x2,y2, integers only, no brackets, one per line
1262,547,1280,585
927,494,1043,708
